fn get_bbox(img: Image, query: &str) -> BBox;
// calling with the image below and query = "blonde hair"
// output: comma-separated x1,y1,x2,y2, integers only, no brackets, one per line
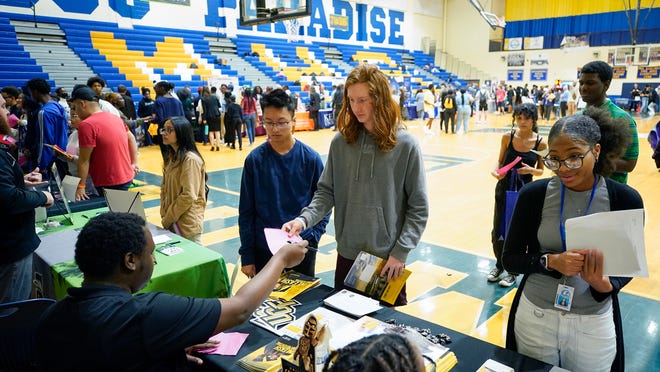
337,64,401,152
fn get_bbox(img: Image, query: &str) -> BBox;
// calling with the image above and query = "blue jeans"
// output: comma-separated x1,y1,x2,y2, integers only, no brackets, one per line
456,109,470,133
95,180,132,196
0,253,33,303
244,113,256,144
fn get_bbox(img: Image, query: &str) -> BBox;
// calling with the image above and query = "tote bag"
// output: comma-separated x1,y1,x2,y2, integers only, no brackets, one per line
503,169,523,239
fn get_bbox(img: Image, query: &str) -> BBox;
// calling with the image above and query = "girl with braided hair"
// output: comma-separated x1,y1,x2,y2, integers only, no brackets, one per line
322,333,425,372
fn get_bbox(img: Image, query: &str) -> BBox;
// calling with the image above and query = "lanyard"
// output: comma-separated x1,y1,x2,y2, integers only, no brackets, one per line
559,177,598,251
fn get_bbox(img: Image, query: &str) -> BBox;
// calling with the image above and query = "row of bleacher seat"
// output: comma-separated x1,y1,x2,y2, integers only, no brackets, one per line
0,13,455,98
0,16,52,88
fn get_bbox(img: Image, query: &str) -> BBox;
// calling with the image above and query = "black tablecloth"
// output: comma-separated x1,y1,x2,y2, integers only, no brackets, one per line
199,285,552,371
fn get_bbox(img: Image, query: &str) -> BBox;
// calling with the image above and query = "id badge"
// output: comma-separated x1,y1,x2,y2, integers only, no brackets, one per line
554,284,574,312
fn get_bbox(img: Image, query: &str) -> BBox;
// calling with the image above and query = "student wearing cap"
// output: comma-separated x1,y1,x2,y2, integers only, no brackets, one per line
69,87,136,201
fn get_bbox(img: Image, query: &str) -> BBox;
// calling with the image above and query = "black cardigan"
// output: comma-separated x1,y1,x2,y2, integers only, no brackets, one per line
502,177,644,372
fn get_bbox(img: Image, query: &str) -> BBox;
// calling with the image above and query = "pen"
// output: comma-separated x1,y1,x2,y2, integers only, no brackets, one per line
286,240,318,252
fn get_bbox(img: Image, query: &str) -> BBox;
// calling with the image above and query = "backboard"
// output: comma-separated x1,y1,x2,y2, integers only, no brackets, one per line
240,0,311,26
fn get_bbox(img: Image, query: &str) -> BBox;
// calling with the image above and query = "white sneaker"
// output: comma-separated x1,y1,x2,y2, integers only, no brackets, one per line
487,267,503,282
499,273,517,287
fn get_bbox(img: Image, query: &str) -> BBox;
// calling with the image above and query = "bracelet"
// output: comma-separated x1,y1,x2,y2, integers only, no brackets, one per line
77,184,86,189
295,216,307,230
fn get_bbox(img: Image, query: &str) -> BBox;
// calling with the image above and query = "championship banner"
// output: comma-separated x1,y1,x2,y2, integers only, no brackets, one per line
524,36,544,50
530,69,547,81
504,37,523,51
612,66,627,79
507,69,524,81
637,66,660,79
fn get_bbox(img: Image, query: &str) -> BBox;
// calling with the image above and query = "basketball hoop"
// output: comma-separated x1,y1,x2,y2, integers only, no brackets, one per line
283,17,309,43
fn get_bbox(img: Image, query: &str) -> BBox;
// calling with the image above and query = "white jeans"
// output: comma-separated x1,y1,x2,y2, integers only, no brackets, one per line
514,294,616,372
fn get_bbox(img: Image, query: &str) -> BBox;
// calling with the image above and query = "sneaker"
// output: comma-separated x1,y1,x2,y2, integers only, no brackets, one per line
499,273,517,287
487,267,503,282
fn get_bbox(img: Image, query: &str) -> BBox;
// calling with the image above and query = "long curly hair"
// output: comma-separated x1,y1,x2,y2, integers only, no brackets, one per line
336,64,401,152
548,106,631,177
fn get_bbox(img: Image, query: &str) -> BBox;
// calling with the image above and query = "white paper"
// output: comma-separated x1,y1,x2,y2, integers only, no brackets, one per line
61,175,81,203
152,234,171,245
323,289,382,317
264,228,301,255
565,209,647,277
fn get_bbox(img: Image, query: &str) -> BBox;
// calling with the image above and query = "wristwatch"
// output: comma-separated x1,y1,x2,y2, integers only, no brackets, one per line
540,254,550,271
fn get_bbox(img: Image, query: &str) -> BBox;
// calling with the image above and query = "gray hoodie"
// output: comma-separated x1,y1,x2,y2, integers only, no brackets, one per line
300,128,428,262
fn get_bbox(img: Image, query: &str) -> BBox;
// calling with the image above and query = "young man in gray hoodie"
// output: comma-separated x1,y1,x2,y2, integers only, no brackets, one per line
284,65,428,306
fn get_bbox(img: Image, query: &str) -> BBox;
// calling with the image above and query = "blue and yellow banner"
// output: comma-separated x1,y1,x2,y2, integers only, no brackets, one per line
508,70,524,81
637,66,660,79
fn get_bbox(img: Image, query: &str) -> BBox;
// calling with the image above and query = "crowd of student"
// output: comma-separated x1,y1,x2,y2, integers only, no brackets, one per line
0,60,649,371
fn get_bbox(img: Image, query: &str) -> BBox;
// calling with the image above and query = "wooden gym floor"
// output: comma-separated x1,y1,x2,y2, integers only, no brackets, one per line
133,110,660,371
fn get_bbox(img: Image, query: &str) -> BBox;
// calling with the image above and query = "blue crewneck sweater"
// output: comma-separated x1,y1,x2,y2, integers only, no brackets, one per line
238,140,329,266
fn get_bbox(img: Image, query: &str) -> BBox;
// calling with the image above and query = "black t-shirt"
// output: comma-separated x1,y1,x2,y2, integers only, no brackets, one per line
36,285,221,371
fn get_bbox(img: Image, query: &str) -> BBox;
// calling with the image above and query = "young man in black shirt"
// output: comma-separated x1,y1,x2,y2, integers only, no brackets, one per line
37,212,308,370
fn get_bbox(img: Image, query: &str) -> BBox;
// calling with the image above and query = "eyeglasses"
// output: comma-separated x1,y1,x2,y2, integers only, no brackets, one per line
263,121,291,128
543,147,593,171
160,127,174,134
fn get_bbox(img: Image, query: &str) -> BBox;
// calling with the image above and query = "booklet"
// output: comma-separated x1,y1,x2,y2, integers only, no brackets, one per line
250,297,304,336
343,251,411,305
237,335,298,372
279,306,354,340
322,289,382,318
270,270,321,301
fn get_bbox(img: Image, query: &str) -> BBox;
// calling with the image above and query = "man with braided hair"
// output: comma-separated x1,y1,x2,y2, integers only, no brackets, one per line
322,333,425,372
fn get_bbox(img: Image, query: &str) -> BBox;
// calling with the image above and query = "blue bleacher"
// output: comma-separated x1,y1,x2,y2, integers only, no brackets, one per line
0,11,471,93
0,17,54,89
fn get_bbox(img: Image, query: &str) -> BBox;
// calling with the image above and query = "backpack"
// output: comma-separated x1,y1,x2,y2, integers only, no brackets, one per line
443,96,453,109
479,91,487,105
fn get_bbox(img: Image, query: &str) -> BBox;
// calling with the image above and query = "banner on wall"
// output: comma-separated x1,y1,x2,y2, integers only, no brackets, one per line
560,34,589,51
507,53,525,67
530,69,547,81
529,53,548,66
524,36,543,50
507,70,524,81
637,66,660,79
504,37,522,50
612,66,627,79
504,37,523,51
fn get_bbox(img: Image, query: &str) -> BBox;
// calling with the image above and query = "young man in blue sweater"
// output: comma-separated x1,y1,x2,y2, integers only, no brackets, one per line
239,89,329,277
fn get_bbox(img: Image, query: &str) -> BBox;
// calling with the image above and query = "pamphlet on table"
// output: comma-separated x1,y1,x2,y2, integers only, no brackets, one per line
343,251,411,305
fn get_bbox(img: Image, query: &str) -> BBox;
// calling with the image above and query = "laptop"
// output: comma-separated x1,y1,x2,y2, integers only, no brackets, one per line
103,188,146,220
49,164,74,225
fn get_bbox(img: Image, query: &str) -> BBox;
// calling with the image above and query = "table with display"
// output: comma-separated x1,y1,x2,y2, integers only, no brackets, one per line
200,285,553,372
32,208,231,300
317,108,333,129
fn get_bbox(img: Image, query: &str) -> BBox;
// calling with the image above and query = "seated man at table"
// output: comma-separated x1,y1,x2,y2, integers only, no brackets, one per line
36,212,308,370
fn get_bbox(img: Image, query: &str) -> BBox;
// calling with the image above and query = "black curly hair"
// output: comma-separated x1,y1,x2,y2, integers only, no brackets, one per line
513,102,539,132
322,333,424,372
86,75,106,89
75,212,147,279
548,106,631,177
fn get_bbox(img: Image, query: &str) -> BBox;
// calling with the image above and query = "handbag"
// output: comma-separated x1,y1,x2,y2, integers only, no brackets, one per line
502,169,524,239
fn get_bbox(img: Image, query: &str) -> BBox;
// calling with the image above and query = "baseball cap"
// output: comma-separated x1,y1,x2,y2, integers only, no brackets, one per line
70,86,98,102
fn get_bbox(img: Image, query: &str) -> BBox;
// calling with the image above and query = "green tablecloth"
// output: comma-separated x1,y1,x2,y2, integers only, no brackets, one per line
34,209,231,299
